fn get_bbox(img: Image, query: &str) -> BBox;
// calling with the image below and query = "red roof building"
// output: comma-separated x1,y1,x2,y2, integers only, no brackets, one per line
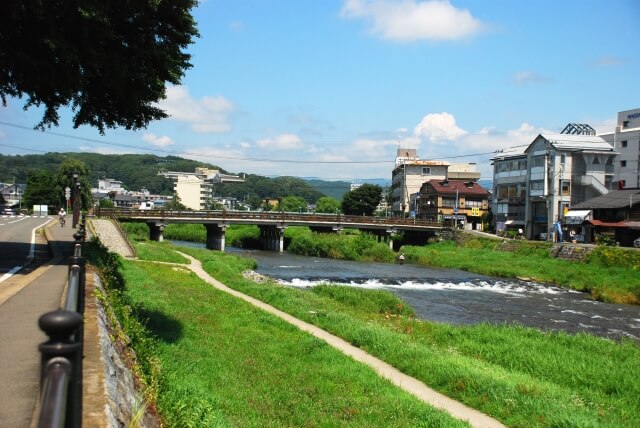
417,180,490,230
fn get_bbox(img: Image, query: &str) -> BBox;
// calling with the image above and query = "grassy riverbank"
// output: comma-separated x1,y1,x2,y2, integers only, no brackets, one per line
129,222,640,304
93,236,640,427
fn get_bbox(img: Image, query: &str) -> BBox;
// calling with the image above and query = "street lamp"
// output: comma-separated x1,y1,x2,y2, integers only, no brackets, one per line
72,171,80,228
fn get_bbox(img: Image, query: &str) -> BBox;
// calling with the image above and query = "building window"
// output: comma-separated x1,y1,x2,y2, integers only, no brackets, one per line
422,167,431,175
560,180,570,196
532,156,545,168
466,199,483,208
530,180,544,191
621,160,627,167
621,140,628,148
560,154,566,164
623,120,630,128
441,198,456,207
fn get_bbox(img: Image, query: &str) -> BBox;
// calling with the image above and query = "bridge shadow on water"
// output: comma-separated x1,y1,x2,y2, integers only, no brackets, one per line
133,306,183,344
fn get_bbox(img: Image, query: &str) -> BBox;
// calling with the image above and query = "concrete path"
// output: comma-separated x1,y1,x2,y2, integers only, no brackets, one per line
0,218,77,428
175,252,506,428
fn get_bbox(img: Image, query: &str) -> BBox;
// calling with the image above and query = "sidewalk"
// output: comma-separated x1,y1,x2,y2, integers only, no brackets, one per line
0,218,77,428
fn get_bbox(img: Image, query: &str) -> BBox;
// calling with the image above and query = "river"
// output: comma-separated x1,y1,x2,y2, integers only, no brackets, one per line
175,241,640,342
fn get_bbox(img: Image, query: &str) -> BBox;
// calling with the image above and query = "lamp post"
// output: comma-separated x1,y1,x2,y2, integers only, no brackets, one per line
72,172,80,228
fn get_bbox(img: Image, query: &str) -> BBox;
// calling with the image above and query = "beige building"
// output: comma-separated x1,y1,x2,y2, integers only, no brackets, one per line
391,148,480,216
160,168,245,210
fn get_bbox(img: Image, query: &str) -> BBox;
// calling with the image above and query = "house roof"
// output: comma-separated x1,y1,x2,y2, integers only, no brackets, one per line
527,134,614,153
571,189,640,209
424,180,490,197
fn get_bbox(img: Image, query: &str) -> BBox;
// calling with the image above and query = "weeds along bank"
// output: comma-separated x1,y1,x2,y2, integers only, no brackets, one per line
89,235,640,427
122,223,640,304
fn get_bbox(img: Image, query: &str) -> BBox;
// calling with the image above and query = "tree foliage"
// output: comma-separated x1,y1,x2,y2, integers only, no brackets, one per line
217,175,324,204
315,196,341,214
278,196,308,213
0,0,198,132
341,184,383,216
23,170,60,209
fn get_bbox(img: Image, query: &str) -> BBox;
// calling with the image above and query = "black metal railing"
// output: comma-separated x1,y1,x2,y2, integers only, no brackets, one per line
37,218,87,428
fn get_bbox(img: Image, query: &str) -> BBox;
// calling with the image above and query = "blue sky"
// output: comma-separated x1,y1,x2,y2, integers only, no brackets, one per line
1,0,639,182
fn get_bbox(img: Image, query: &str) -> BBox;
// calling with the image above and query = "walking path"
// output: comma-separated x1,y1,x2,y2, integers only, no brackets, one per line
0,217,76,428
89,219,504,427
177,252,506,428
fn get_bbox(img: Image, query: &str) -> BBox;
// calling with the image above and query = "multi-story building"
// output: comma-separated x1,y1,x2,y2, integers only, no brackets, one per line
417,179,490,230
491,148,527,232
599,108,640,189
390,148,480,216
159,168,245,210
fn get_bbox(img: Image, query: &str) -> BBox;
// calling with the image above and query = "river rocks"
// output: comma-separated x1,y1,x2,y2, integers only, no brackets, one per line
242,270,270,283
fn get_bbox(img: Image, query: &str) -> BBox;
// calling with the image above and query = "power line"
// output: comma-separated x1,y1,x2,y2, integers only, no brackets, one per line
0,120,528,166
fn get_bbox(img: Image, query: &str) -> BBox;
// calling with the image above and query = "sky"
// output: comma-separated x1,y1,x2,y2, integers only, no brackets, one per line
1,0,639,183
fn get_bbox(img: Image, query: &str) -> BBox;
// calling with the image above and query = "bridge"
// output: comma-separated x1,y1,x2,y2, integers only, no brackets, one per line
98,208,447,252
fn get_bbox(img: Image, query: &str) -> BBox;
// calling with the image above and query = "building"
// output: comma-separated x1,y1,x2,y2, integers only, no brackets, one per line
599,108,640,189
0,183,26,209
159,168,245,211
417,179,490,230
491,147,528,232
568,188,640,246
390,148,480,216
95,178,125,194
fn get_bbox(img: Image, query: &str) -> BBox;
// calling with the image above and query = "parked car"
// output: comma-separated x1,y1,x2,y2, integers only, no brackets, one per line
634,237,640,248
538,232,547,241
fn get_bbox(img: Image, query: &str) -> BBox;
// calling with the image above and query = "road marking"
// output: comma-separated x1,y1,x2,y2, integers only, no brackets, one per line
0,217,54,284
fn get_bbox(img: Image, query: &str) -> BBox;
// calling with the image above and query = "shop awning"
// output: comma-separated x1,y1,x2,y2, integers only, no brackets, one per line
564,210,591,224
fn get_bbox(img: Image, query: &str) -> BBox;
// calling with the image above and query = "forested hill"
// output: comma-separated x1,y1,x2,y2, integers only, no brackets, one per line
0,152,215,195
0,152,347,202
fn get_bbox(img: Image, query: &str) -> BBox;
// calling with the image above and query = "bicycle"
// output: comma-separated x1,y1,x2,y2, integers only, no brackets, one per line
59,216,65,227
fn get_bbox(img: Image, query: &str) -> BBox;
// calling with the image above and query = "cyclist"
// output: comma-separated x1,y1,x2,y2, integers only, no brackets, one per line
59,208,66,227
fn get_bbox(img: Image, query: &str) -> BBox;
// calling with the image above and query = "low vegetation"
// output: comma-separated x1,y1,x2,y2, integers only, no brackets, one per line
400,236,640,304
91,237,640,428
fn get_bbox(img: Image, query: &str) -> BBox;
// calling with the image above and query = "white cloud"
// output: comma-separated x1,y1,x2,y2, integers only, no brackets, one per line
413,112,467,142
142,133,174,148
158,85,234,133
340,0,485,41
256,133,303,150
511,71,552,85
590,56,628,67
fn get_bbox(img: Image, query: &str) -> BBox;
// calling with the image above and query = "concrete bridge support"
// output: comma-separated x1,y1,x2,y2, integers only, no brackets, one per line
259,225,286,252
148,223,165,242
368,228,397,251
205,224,228,251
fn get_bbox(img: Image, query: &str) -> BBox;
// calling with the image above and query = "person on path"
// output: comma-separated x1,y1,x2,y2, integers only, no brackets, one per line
398,253,405,265
58,208,66,227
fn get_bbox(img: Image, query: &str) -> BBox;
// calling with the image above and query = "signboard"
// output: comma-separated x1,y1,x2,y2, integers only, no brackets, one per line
64,186,71,200
33,205,48,216
471,207,480,216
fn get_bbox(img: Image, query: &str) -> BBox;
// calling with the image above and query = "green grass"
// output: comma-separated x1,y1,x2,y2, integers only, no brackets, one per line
400,239,640,304
118,259,467,427
170,243,640,428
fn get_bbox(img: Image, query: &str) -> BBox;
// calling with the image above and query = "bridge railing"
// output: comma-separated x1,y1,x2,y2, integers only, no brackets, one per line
37,218,87,428
97,207,444,229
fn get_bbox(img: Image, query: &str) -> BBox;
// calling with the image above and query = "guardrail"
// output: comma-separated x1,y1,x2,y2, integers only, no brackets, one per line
37,218,87,428
97,207,444,229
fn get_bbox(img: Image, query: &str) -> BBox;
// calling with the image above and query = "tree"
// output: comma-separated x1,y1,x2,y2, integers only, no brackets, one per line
23,170,60,210
278,196,307,213
0,0,198,133
56,159,92,210
315,196,341,214
341,184,383,216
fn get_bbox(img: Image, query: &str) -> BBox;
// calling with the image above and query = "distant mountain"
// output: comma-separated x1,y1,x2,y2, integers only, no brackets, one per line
303,177,391,200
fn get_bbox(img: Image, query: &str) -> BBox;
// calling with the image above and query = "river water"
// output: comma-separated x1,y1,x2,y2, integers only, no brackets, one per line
176,242,640,342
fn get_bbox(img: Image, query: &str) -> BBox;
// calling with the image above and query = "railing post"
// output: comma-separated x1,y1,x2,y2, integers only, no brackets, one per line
38,310,83,428
68,256,86,315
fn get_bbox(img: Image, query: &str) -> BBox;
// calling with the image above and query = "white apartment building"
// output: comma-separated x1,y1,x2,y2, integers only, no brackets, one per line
524,133,616,240
599,108,640,189
95,178,125,194
159,168,245,210
391,148,480,216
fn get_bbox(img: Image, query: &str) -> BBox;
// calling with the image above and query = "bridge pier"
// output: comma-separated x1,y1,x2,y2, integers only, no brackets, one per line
205,224,227,251
148,223,165,242
259,225,286,252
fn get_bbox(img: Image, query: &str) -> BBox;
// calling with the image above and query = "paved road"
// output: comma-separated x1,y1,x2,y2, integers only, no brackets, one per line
0,215,53,277
0,216,76,427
